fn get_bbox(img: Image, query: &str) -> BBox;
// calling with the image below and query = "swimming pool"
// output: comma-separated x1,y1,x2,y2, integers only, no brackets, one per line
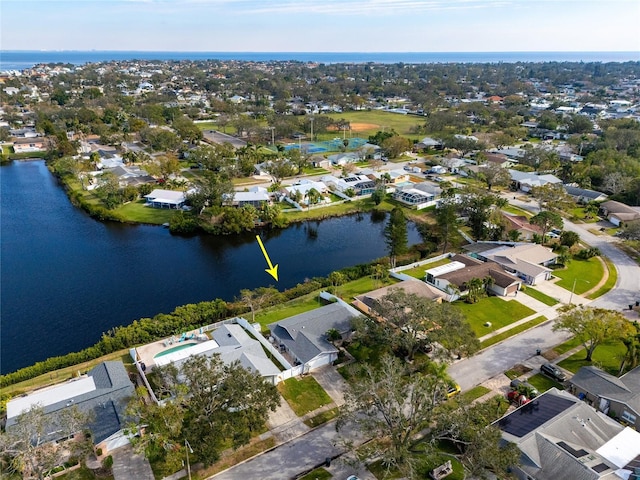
154,342,197,358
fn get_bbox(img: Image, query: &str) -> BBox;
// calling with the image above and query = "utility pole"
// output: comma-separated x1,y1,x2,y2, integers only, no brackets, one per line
269,126,275,146
310,117,314,142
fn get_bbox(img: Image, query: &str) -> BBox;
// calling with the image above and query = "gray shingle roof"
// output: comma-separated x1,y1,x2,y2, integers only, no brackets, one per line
571,365,640,415
268,302,356,364
6,361,135,444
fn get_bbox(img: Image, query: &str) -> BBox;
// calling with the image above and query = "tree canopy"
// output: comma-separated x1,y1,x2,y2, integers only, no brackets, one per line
553,306,635,361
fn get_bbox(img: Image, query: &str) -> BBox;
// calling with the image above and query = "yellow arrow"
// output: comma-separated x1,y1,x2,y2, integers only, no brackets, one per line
256,235,279,281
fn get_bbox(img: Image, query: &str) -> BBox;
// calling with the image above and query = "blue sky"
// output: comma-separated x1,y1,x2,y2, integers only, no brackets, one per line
2,0,639,52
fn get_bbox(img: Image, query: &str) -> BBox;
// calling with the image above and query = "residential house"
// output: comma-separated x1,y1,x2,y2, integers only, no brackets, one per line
564,185,608,204
415,137,443,151
393,187,437,210
353,279,446,315
268,302,358,371
321,174,375,196
310,155,332,169
495,387,640,480
228,187,271,208
328,152,359,166
466,242,557,285
425,254,521,299
284,179,329,199
109,165,156,187
501,213,543,241
144,189,187,209
152,323,282,385
569,365,640,429
509,170,562,192
5,361,135,453
483,152,515,169
600,200,640,227
12,136,48,153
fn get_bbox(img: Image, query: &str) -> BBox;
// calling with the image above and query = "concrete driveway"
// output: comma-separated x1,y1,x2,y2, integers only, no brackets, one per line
111,445,154,480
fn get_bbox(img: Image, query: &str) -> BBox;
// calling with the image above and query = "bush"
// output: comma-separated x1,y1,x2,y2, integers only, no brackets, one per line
102,455,113,470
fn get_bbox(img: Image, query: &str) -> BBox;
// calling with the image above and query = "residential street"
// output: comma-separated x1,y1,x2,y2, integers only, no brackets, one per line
210,420,369,480
449,193,640,391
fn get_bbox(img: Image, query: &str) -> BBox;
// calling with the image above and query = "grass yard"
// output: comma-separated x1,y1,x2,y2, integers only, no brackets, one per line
501,205,533,218
552,257,604,294
195,121,219,130
400,257,451,279
480,316,548,349
558,340,626,376
255,294,326,331
56,466,113,480
116,200,177,224
454,297,535,337
303,407,340,428
277,376,333,417
523,287,558,306
297,467,333,480
460,385,491,402
313,111,424,140
337,276,397,300
527,373,565,393
587,256,618,300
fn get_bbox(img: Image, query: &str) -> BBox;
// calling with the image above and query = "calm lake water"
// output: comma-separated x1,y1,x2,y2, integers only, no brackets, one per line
0,160,420,374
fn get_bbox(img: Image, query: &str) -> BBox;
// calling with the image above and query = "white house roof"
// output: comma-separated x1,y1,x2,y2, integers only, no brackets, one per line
425,261,466,277
233,191,270,202
145,189,186,204
596,428,640,468
7,377,97,420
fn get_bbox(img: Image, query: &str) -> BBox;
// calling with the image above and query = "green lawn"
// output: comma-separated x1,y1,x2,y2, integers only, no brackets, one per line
527,373,565,393
277,376,333,417
297,467,332,480
460,385,491,402
587,256,618,300
558,340,626,376
480,316,548,349
552,257,604,294
116,200,177,224
303,407,340,428
454,297,535,337
501,205,533,218
400,257,451,279
56,466,114,480
551,337,583,355
524,287,559,306
255,295,326,331
313,111,424,140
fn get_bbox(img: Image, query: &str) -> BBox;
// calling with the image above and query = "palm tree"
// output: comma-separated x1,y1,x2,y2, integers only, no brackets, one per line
305,188,322,210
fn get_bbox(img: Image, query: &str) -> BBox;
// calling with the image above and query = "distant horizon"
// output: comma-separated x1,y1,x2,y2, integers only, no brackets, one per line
3,49,639,54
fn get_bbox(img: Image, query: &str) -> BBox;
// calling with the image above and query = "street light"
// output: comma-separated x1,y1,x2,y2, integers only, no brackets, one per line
569,278,590,305
185,439,193,480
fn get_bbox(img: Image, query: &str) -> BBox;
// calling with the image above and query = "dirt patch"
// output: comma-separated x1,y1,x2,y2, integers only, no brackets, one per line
505,364,532,378
328,122,379,132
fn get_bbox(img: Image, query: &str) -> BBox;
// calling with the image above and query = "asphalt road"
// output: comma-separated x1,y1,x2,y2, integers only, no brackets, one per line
211,420,367,480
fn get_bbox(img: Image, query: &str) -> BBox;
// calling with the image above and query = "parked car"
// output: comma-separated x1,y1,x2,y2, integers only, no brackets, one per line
507,389,530,407
446,383,461,398
541,363,567,382
510,378,539,398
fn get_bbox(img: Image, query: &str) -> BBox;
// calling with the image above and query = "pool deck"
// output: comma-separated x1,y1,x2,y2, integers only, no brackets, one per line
135,329,210,369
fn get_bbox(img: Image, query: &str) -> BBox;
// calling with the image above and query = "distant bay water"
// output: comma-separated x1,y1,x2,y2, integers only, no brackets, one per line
1,50,639,71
